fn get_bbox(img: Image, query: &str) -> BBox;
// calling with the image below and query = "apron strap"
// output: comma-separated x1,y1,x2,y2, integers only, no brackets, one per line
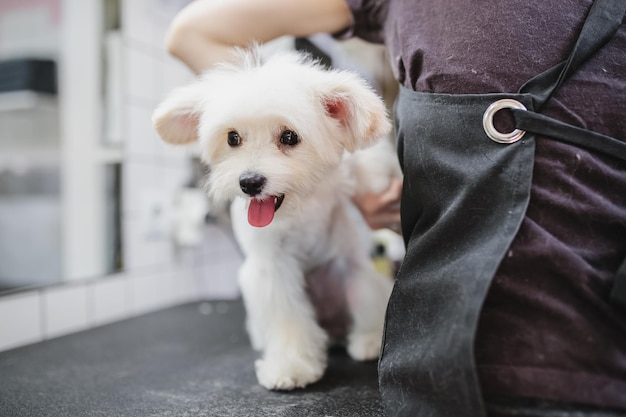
511,109,626,162
519,0,626,109
516,0,626,312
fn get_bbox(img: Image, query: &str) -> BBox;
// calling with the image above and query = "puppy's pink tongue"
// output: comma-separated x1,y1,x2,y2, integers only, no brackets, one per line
248,198,275,227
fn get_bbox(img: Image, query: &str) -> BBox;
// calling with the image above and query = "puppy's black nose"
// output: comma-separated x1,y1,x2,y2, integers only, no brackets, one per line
239,173,266,196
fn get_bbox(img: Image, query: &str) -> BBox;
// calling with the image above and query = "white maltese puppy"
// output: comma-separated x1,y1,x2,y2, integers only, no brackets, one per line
152,47,399,390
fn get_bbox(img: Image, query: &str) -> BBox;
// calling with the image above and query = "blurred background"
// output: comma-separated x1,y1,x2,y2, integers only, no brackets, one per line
0,0,398,353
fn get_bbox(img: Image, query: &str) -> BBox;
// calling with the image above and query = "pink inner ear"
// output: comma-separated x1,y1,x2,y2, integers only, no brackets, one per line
180,113,200,128
174,112,201,143
324,97,348,122
158,111,201,144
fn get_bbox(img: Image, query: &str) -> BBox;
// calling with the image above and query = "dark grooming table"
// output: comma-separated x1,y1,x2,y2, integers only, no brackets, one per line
0,300,384,416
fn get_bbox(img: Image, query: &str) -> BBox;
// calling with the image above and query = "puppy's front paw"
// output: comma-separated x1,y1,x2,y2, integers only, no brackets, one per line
255,356,326,391
348,331,382,362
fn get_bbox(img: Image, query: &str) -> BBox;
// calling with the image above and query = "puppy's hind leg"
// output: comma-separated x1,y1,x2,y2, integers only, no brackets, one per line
238,256,329,390
345,260,393,362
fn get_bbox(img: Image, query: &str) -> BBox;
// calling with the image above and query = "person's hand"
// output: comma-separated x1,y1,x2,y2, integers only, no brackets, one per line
352,178,402,232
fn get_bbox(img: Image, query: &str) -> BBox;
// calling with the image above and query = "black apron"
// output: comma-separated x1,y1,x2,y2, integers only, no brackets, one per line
378,1,626,416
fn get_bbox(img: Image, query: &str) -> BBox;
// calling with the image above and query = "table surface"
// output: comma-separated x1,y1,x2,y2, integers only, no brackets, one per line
0,299,384,417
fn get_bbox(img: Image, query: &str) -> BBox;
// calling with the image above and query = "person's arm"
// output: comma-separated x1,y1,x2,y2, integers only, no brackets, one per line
166,0,353,74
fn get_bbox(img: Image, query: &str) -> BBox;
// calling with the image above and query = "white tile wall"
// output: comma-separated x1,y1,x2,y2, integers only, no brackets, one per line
0,0,243,354
0,291,42,352
90,274,130,326
128,273,166,315
122,0,159,48
126,103,159,157
200,258,241,300
193,224,243,300
165,255,198,305
42,284,90,339
122,160,159,215
160,53,196,98
153,132,192,162
126,47,160,104
123,215,158,271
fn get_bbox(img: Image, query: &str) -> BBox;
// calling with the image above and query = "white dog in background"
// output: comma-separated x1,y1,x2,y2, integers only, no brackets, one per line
152,47,399,390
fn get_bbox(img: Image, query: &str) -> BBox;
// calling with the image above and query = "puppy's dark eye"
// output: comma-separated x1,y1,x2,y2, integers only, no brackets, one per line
227,131,241,147
279,130,299,146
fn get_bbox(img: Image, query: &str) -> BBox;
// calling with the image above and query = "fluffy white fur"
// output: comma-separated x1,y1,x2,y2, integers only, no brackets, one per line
152,47,399,390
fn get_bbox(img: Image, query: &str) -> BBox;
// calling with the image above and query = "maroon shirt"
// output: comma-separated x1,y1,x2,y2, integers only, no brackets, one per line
344,0,626,410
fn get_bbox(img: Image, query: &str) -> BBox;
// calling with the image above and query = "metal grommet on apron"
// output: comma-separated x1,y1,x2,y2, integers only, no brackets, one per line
482,99,527,144
378,1,626,416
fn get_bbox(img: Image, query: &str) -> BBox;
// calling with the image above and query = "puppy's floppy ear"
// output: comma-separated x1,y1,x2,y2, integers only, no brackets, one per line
320,72,392,152
152,83,206,145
